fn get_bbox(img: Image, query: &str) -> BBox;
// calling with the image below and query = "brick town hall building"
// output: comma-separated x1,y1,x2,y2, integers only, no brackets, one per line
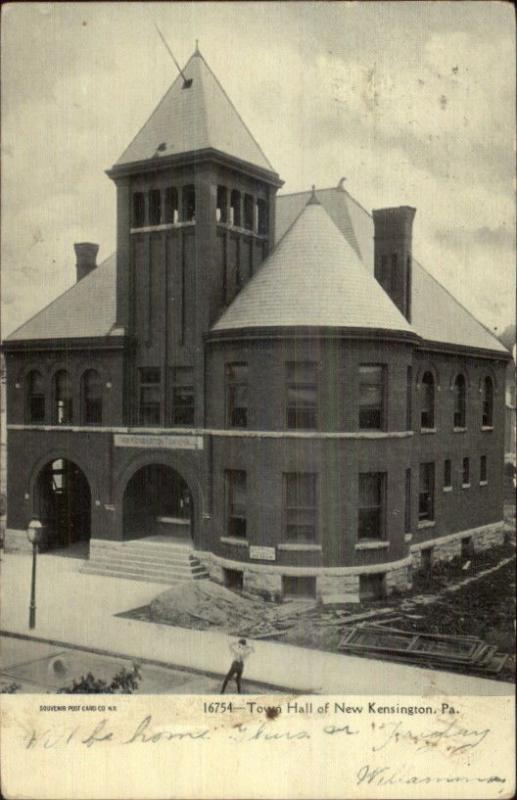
2,48,511,601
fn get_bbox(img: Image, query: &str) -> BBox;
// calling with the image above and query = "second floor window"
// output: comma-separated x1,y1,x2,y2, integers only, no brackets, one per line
82,369,103,424
27,370,45,423
139,368,161,425
420,371,435,429
286,361,317,430
171,367,194,426
226,470,247,538
226,363,248,428
419,462,435,521
358,472,386,540
462,457,470,486
453,374,466,428
444,459,452,489
359,365,385,430
54,370,73,424
284,473,317,542
482,377,493,427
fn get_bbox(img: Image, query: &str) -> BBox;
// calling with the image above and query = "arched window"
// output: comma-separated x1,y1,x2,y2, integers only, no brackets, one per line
82,369,103,424
420,371,435,429
453,374,466,428
27,370,45,423
482,377,493,427
54,370,72,424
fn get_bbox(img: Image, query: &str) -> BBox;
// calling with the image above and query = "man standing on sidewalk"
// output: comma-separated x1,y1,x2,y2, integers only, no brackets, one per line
220,638,254,694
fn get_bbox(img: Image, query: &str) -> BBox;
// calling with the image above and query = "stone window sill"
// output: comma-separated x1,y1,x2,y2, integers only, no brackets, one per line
355,540,389,550
442,486,453,493
130,221,195,234
420,427,437,435
453,427,467,433
418,519,436,529
479,480,488,486
277,543,322,552
404,533,413,542
156,516,189,525
216,222,267,240
220,536,248,547
462,483,471,489
481,426,494,432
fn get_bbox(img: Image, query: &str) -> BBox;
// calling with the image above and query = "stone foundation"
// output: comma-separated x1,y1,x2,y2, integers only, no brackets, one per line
385,564,413,593
411,521,505,571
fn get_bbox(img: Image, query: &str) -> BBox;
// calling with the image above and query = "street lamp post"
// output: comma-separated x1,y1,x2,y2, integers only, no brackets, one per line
27,519,44,630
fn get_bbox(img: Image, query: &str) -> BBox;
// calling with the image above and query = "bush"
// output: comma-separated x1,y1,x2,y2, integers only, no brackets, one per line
57,663,142,694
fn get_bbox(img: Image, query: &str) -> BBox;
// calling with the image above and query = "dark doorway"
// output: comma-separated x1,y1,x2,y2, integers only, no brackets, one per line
223,568,243,591
123,464,193,541
37,459,91,552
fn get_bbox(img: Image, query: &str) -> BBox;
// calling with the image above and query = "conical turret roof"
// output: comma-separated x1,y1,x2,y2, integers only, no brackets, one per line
115,49,275,174
212,199,416,334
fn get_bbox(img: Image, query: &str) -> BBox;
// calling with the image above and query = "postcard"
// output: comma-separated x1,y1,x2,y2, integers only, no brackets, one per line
1,2,515,798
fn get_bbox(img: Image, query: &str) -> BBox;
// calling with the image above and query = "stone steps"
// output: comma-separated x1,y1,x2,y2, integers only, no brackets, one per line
81,537,209,585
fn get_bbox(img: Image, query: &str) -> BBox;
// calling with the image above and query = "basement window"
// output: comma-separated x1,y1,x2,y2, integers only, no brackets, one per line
149,189,162,226
224,568,243,591
282,576,316,598
132,192,145,228
182,185,196,222
359,574,386,601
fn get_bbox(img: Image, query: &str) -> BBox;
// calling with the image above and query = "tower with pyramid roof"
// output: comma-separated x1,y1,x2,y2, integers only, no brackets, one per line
107,47,282,427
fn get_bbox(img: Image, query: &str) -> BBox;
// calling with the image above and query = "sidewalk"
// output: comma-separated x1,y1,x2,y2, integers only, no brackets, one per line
1,550,513,695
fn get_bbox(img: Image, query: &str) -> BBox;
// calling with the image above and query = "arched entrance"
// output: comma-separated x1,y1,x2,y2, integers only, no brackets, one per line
36,459,91,552
122,464,193,541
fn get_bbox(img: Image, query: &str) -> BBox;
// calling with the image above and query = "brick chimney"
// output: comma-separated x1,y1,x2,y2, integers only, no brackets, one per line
74,242,99,282
372,207,416,322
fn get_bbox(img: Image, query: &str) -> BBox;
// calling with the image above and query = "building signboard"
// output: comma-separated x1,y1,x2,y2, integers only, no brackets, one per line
249,545,276,561
114,433,203,451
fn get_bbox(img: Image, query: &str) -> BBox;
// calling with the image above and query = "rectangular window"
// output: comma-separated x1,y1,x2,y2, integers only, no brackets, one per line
139,368,161,426
182,185,196,221
406,366,412,429
30,396,45,423
286,361,318,430
243,194,254,231
216,186,228,223
230,190,241,226
282,576,316,598
171,367,194,426
132,192,145,228
164,186,178,224
284,473,317,542
149,189,161,226
462,457,470,486
405,468,411,533
257,199,268,235
226,363,248,428
359,365,385,430
419,462,435,521
358,472,386,540
444,459,452,488
226,470,247,538
480,455,487,483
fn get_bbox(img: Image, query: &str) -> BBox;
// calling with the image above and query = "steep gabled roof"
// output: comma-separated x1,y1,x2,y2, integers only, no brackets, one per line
274,187,508,354
115,50,275,175
5,253,117,342
212,198,415,335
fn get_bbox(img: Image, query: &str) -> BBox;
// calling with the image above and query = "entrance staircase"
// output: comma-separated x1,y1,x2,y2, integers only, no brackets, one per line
80,537,209,585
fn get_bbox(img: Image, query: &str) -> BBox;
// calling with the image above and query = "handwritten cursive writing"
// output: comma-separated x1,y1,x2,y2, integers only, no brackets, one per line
372,717,490,754
356,764,506,786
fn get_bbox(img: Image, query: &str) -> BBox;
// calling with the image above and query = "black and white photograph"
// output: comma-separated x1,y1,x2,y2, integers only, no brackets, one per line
1,2,515,798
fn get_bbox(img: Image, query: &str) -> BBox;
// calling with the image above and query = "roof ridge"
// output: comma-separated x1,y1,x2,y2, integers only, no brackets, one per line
115,53,195,167
200,56,275,173
5,253,114,341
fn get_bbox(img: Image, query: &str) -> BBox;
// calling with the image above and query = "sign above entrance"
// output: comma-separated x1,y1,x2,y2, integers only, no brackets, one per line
249,545,276,561
114,433,203,451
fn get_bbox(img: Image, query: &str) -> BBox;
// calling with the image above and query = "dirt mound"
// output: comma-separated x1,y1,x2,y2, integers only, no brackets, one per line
150,581,268,631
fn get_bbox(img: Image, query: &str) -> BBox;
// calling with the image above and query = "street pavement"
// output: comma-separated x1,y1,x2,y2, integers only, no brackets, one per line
0,549,513,695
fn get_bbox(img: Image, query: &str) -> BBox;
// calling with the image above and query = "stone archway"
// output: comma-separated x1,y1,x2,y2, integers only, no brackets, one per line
122,463,194,542
36,459,91,552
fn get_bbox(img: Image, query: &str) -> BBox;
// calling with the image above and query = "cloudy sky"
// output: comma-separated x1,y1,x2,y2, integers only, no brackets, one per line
1,1,515,339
